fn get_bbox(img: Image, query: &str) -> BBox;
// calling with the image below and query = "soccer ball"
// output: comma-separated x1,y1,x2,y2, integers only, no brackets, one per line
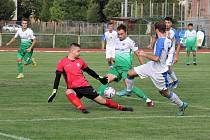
104,87,116,98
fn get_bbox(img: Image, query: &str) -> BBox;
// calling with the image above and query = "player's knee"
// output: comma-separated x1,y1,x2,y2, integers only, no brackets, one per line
127,69,137,78
16,58,22,62
94,96,106,104
65,89,76,95
159,90,169,97
106,74,117,83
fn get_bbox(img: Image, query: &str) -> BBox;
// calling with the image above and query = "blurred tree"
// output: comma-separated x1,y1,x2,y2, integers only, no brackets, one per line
0,0,15,20
50,0,64,22
104,0,121,19
62,0,88,21
17,0,42,21
87,0,100,22
40,0,51,22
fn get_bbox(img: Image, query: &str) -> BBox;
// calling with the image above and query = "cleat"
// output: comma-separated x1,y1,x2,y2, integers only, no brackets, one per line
116,89,132,97
122,107,133,112
147,100,155,107
176,102,188,116
186,63,190,66
16,73,24,79
81,109,90,114
193,62,197,65
169,80,179,89
32,58,37,66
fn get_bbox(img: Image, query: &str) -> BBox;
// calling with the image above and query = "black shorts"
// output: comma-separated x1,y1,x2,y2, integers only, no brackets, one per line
72,86,99,100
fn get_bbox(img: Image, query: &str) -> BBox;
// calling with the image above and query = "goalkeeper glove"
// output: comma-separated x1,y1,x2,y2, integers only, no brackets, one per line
97,76,108,85
48,89,57,103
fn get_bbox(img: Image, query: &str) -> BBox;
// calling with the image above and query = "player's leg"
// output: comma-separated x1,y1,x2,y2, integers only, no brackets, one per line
153,72,188,116
23,49,33,65
127,68,154,107
106,49,113,69
166,50,178,83
81,86,133,111
185,45,191,65
98,68,120,96
65,89,88,113
16,51,24,79
192,51,197,65
168,67,178,89
94,96,133,111
192,45,197,65
159,89,188,116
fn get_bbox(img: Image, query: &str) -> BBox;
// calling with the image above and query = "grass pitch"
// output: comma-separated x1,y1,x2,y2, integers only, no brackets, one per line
0,51,210,140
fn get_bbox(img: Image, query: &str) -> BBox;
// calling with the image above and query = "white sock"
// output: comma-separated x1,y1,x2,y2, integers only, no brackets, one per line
125,78,133,92
169,70,178,81
168,91,183,107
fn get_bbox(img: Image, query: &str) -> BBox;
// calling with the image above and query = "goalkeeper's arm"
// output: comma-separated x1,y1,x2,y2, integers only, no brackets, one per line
83,67,108,85
48,71,62,102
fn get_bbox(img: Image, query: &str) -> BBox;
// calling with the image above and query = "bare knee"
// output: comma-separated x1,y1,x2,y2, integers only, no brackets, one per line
65,89,76,95
94,96,106,104
159,90,169,97
127,69,138,78
16,58,22,62
106,74,117,83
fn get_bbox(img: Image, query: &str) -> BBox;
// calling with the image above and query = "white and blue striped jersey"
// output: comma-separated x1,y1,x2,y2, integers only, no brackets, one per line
166,28,180,47
151,37,172,73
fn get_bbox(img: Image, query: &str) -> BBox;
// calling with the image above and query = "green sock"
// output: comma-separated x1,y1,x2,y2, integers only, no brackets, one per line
98,84,109,96
193,54,196,63
132,86,148,102
17,62,23,73
186,54,190,64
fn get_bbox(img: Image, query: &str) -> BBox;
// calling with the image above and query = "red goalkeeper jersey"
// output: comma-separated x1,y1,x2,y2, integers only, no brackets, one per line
56,57,90,88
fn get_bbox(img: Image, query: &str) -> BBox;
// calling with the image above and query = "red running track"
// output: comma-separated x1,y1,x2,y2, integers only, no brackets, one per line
0,47,210,53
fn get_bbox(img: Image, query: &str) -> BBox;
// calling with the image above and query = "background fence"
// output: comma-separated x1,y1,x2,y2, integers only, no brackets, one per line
0,21,209,49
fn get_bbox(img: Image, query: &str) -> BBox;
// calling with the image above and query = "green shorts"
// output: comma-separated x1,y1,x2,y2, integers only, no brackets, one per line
186,39,197,52
186,45,197,52
17,49,33,65
108,66,130,82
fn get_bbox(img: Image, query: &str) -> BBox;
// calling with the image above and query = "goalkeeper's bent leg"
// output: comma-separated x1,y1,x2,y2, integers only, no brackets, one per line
66,92,86,111
98,84,109,96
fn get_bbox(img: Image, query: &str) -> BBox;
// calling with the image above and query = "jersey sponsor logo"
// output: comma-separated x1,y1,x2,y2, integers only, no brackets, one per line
76,63,81,67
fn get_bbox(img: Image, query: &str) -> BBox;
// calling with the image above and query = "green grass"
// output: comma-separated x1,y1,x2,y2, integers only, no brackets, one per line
0,51,210,140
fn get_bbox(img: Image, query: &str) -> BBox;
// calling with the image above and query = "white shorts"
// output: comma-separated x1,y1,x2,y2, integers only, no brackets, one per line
166,46,175,66
134,63,170,90
106,48,115,59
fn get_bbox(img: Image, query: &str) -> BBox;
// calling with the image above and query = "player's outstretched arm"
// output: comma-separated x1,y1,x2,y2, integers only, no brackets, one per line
174,43,181,64
134,50,144,65
6,37,16,46
48,71,62,103
139,50,160,62
83,67,108,85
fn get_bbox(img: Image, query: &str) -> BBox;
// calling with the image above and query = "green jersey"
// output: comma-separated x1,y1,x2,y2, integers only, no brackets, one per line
114,37,138,69
184,29,197,47
15,28,35,50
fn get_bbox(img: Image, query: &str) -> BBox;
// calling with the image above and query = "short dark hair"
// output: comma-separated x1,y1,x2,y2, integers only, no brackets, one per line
188,23,193,26
117,24,127,32
154,21,166,33
164,17,172,22
21,17,28,22
108,22,113,25
70,43,81,48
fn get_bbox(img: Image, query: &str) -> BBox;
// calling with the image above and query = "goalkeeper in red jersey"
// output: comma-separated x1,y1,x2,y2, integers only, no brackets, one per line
48,43,133,113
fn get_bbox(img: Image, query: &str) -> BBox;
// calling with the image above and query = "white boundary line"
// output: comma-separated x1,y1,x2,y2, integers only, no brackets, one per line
0,115,209,122
0,132,31,140
124,96,210,111
1,50,210,53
